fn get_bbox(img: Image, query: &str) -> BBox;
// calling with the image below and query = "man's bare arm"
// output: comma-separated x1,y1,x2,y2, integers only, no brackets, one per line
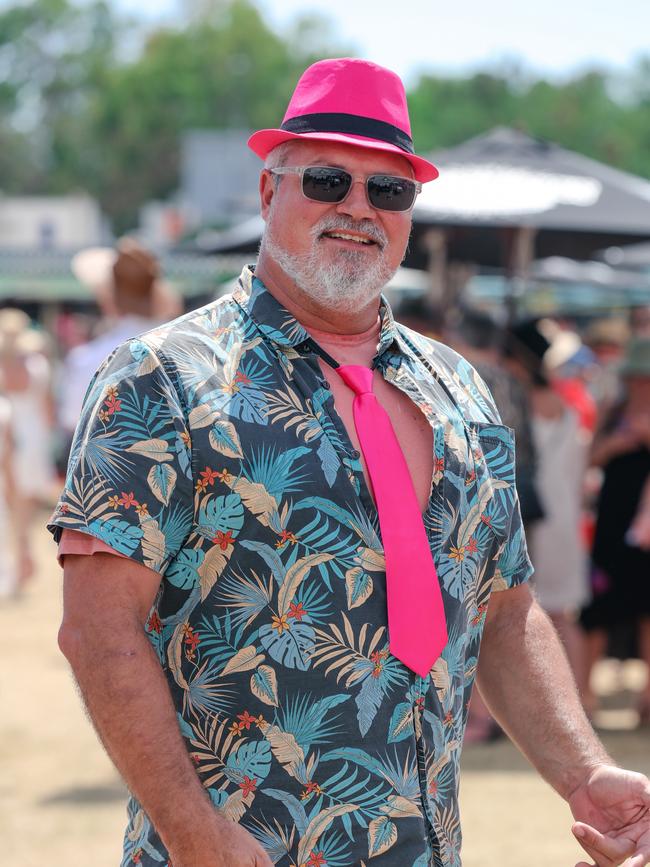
477,584,650,866
59,552,272,867
476,583,610,798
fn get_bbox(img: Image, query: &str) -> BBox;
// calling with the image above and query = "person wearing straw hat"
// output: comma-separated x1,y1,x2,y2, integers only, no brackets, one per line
50,59,649,867
0,309,56,501
0,308,55,578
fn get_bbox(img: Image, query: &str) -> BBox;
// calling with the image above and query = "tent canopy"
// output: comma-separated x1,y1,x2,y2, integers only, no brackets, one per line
416,127,650,234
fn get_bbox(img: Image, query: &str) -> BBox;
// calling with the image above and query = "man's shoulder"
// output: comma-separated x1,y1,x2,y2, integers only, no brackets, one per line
396,322,471,376
127,292,245,361
396,323,501,423
83,293,247,397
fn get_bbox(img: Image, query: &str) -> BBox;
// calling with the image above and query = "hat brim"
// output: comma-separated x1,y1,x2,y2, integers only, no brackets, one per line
71,247,117,292
248,128,438,183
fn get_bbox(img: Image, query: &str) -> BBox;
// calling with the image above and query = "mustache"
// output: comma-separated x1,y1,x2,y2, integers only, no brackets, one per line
311,215,388,248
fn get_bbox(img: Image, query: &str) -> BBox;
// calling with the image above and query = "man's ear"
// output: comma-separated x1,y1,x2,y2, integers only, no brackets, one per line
259,170,275,221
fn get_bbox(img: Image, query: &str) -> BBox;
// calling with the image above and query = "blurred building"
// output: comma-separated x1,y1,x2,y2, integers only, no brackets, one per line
179,129,260,227
0,194,107,250
139,200,189,250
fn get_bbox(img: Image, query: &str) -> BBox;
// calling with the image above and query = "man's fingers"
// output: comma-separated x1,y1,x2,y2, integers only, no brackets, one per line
573,838,611,867
572,822,634,866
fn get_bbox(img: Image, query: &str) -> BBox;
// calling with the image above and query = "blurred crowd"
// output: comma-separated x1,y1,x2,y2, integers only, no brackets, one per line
440,302,650,739
0,238,182,596
1,241,649,736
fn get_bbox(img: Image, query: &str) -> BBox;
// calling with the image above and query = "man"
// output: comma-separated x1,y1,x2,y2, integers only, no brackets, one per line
50,58,650,867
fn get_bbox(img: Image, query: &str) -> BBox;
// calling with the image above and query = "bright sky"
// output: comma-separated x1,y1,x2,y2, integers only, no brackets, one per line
124,0,650,85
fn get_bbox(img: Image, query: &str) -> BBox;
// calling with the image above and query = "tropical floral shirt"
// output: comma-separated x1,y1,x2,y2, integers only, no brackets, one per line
49,266,532,867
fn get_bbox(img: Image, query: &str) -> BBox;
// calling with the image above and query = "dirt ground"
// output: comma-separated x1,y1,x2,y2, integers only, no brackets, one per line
2,512,648,867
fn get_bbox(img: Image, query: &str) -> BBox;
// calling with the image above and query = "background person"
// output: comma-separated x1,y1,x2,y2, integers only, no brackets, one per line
580,337,650,724
57,237,181,466
448,308,541,743
0,308,56,545
0,395,31,597
505,320,590,697
448,309,543,529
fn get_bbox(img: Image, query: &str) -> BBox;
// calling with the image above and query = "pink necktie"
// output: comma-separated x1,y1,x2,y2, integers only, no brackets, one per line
336,365,447,677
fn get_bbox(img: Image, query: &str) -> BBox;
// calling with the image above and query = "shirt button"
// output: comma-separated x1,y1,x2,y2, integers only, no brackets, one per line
351,449,361,460
320,378,331,389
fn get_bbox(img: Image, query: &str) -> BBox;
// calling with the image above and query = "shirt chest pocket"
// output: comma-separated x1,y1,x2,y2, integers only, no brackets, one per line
432,420,516,602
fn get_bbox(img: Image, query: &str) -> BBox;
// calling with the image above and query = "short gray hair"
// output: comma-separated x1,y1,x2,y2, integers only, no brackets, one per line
263,142,296,181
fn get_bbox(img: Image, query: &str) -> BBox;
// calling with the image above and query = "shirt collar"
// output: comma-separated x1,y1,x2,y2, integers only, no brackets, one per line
233,265,401,359
376,294,401,357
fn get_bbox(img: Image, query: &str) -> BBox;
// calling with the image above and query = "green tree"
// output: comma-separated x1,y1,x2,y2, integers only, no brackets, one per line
67,0,351,228
2,0,650,234
406,59,650,180
407,68,522,153
0,0,119,192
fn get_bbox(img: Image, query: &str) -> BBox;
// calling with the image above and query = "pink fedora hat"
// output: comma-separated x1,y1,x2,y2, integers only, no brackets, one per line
248,58,438,183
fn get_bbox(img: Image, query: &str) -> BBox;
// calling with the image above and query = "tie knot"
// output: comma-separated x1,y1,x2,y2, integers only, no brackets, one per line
336,364,374,395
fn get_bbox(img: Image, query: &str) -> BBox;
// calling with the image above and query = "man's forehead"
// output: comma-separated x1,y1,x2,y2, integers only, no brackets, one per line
282,140,414,177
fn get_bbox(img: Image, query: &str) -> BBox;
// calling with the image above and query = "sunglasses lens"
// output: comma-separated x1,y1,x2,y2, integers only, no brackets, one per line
368,175,417,211
302,167,351,203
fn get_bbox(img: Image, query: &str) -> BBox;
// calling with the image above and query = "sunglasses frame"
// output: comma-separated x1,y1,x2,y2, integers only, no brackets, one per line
269,165,422,212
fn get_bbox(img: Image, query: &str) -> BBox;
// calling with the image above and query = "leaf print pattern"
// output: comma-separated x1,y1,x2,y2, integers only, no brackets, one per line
48,266,532,866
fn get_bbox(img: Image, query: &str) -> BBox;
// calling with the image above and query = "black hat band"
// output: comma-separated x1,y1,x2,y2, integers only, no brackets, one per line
281,112,414,155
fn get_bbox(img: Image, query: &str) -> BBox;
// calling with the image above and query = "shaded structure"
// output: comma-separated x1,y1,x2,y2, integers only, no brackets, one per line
598,241,650,270
528,257,650,291
409,128,650,319
411,127,650,267
194,127,650,320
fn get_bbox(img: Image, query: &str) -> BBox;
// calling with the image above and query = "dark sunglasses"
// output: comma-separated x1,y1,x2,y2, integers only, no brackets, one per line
269,165,422,212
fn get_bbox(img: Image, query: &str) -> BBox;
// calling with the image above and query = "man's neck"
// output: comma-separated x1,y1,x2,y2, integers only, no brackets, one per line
255,255,382,335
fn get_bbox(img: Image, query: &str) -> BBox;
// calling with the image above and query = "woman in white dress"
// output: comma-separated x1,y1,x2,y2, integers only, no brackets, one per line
0,395,31,596
529,391,589,629
0,309,56,507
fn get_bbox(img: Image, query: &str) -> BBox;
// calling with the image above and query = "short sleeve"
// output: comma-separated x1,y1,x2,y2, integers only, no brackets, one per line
48,338,194,576
472,420,534,594
492,488,534,591
467,368,533,591
56,528,130,569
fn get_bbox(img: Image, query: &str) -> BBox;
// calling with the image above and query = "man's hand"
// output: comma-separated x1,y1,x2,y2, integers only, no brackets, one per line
569,764,650,867
168,812,273,867
476,589,649,865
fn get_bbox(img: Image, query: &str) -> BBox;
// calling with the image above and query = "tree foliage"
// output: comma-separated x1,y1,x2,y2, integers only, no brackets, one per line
407,65,650,176
1,0,650,231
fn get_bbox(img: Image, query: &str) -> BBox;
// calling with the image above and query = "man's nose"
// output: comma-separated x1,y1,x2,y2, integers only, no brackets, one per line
336,179,376,221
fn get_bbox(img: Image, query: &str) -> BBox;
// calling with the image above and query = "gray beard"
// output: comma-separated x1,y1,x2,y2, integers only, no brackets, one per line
262,215,398,311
